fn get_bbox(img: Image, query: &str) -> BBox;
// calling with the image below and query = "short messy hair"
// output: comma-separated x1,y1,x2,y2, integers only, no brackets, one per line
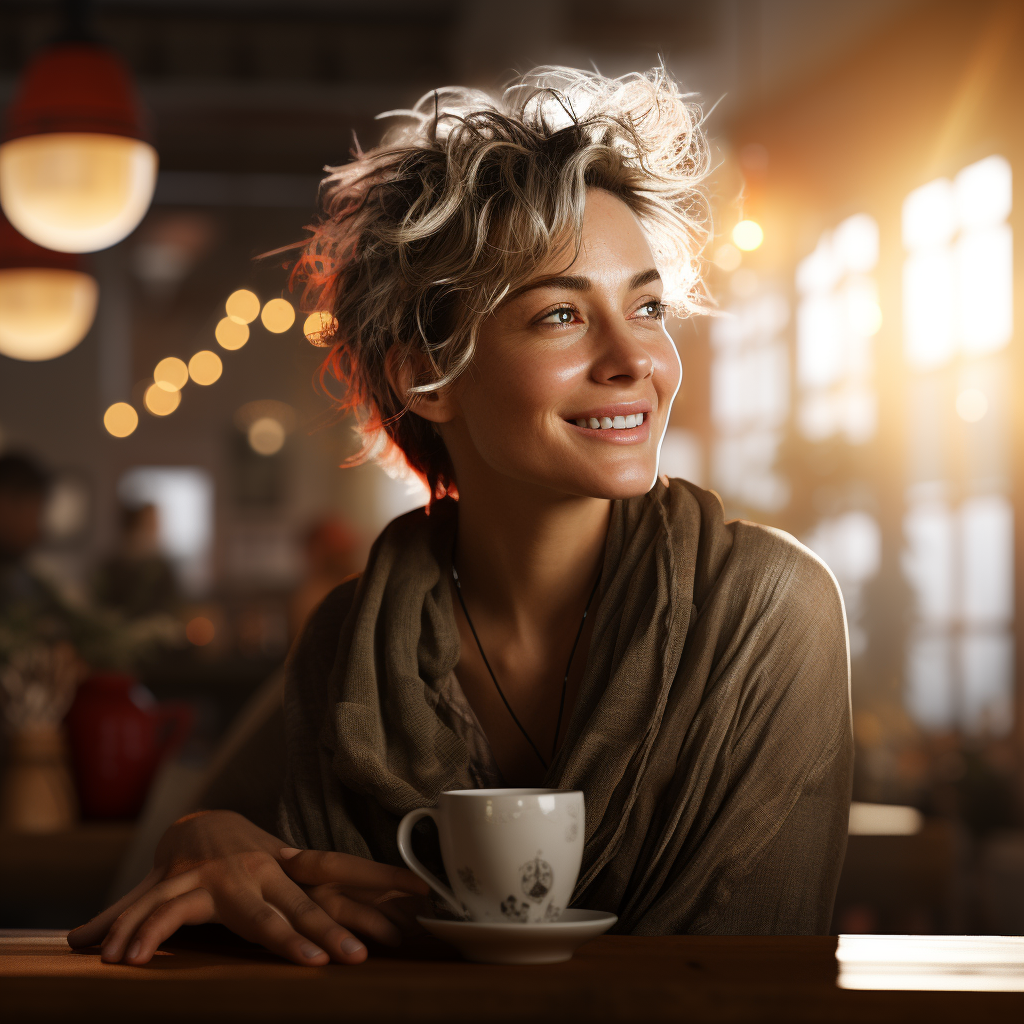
291,65,710,501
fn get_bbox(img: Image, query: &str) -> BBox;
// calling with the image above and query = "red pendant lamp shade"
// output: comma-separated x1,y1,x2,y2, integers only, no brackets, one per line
0,42,158,254
3,43,148,142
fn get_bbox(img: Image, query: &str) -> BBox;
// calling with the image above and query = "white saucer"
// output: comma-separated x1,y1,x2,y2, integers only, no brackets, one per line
417,909,617,965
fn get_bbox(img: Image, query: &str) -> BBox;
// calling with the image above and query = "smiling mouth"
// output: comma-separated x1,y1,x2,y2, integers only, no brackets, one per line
571,413,645,431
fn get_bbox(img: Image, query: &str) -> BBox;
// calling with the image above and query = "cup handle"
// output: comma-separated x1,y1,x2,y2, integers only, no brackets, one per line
396,807,463,917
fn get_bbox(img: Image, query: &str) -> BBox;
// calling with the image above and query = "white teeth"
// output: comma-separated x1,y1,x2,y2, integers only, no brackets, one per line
637,412,644,425
600,417,613,429
612,415,626,429
576,419,586,427
588,417,600,429
624,414,637,428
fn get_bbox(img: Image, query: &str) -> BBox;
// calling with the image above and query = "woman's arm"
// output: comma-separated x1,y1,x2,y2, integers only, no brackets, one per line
67,809,428,966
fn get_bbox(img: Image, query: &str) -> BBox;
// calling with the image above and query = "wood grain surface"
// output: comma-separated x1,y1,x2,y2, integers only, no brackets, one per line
2,929,1023,1022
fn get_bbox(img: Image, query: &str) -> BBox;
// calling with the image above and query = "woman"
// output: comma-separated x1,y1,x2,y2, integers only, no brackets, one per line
70,67,852,967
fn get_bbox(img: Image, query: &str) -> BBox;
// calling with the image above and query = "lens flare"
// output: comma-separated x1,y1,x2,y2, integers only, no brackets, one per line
732,220,764,251
248,416,286,455
303,310,338,343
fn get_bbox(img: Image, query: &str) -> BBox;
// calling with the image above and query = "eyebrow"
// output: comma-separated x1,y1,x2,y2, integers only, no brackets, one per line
505,267,663,303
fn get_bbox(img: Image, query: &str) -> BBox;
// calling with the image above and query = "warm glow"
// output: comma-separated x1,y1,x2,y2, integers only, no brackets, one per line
225,288,260,324
732,220,764,251
303,310,338,342
103,402,138,437
144,382,181,416
260,297,295,333
185,615,215,646
0,133,158,253
153,356,188,392
847,801,923,836
956,388,988,423
215,316,249,350
0,267,98,361
188,349,222,385
713,243,742,272
248,416,286,455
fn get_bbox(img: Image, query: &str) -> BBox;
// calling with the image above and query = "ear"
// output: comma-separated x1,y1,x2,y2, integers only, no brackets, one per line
383,346,459,426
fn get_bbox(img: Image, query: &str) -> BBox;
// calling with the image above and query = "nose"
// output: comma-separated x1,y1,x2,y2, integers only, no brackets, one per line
589,318,655,385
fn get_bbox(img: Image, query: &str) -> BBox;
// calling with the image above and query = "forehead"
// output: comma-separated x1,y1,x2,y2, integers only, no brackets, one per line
533,188,656,279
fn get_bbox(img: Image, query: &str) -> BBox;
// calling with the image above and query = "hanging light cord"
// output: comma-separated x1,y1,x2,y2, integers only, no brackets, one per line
451,548,601,770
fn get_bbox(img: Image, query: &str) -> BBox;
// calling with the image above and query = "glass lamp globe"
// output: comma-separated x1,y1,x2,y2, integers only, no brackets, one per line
0,266,98,361
0,42,157,254
0,133,158,253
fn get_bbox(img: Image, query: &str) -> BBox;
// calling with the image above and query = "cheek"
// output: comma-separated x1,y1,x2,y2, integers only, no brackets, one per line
652,335,683,408
466,341,584,422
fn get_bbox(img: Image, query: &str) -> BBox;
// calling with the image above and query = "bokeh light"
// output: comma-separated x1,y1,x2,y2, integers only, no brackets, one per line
956,388,988,423
153,355,188,392
303,310,338,343
185,615,216,646
260,297,295,333
188,349,223,385
103,401,138,437
144,382,181,416
225,288,260,324
248,416,286,455
713,243,742,272
215,316,249,350
732,220,765,251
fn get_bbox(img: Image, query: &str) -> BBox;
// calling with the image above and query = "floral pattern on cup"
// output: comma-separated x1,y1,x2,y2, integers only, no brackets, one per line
500,895,531,922
456,866,480,894
544,903,563,922
520,852,553,903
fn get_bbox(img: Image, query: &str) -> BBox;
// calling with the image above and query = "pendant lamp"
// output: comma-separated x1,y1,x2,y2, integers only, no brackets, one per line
0,214,98,361
0,42,157,254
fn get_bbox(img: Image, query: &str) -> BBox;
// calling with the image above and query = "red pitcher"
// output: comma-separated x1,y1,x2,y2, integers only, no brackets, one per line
65,672,193,820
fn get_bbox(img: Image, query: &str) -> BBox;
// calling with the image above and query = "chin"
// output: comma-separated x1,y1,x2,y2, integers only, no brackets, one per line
566,462,660,501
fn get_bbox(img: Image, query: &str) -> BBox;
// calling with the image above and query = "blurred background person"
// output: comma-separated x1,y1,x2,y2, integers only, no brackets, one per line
94,503,180,619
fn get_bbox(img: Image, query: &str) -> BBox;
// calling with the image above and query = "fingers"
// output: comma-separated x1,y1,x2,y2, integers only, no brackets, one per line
99,872,199,963
121,889,216,965
305,884,403,948
218,881,359,967
278,849,429,896
67,867,164,950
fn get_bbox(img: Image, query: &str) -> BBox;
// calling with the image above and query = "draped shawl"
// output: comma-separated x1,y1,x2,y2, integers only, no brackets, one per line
280,478,853,934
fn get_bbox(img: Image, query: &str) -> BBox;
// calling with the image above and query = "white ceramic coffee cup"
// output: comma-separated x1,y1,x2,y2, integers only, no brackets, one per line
397,788,584,924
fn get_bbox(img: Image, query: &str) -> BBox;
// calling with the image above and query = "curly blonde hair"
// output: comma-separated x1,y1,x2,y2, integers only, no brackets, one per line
291,65,710,501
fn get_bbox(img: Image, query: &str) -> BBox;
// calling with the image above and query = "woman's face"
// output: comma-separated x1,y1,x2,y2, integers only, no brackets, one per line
437,188,682,501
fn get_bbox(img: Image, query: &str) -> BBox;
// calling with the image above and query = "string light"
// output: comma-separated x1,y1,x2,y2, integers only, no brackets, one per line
153,355,188,392
303,310,337,343
732,220,764,252
103,402,138,437
225,288,260,324
144,382,181,416
188,349,222,385
260,297,295,333
215,316,248,350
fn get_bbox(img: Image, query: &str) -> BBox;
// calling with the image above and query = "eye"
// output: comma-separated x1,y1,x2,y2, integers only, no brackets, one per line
634,299,664,320
539,306,580,326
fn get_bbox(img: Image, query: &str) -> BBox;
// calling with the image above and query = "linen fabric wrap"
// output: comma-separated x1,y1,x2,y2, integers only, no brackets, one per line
280,478,853,934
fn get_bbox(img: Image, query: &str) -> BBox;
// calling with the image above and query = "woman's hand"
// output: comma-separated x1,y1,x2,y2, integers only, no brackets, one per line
67,809,430,967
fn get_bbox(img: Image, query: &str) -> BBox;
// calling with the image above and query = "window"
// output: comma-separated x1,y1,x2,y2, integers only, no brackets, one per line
795,213,881,443
710,285,790,511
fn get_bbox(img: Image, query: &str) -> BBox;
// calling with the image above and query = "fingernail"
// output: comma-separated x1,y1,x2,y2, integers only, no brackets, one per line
341,937,364,955
126,940,141,960
279,847,302,860
301,944,325,959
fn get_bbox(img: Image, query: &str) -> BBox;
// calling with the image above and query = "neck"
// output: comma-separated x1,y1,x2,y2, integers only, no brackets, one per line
452,479,610,634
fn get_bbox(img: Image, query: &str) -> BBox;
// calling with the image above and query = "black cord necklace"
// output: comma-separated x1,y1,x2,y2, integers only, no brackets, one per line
451,553,601,770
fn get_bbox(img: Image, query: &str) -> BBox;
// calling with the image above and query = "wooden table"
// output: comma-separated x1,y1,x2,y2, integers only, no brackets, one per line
2,929,1023,1022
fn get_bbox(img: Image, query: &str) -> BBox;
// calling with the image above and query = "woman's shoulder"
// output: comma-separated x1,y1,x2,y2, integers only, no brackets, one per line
660,476,845,631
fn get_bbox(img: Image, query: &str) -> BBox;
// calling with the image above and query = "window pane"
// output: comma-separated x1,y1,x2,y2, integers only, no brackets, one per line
903,500,955,624
957,225,1013,355
798,293,843,387
904,247,956,369
906,631,955,730
955,154,1012,230
903,177,957,250
959,631,1013,736
960,494,1014,624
